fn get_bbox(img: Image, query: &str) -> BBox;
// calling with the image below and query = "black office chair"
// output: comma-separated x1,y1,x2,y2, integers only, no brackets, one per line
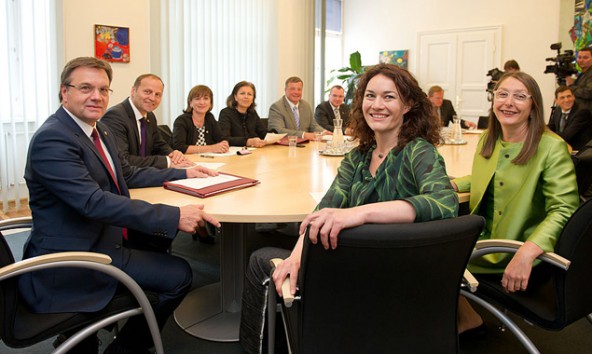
572,139,592,202
0,217,164,354
461,199,592,354
260,118,269,132
477,116,490,129
158,124,173,147
268,215,484,354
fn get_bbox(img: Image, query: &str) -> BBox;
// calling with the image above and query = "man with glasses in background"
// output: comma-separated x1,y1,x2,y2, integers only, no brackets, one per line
314,85,351,133
428,85,476,129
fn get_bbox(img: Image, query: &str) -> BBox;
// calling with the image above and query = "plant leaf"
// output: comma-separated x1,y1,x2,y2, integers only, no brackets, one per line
349,51,362,73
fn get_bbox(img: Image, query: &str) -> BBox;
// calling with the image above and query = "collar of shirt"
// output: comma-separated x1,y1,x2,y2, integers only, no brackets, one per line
284,96,298,111
330,102,340,111
129,97,145,121
63,106,95,140
561,110,571,115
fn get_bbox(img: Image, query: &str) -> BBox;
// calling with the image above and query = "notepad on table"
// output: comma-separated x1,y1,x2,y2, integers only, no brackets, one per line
163,173,259,198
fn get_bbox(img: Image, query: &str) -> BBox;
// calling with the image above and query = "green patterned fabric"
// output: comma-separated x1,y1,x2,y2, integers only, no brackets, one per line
317,138,458,222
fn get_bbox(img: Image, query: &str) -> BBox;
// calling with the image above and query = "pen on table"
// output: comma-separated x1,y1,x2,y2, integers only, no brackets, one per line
200,155,214,158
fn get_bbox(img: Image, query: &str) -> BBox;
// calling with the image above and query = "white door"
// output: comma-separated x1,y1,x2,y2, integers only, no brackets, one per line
417,26,502,123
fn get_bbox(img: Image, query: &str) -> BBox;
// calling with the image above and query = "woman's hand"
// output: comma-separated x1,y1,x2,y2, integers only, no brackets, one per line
209,141,229,153
501,241,544,292
246,137,267,148
272,250,301,297
299,207,366,250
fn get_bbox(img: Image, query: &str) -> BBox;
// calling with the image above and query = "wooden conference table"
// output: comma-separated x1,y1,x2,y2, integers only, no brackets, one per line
130,132,480,342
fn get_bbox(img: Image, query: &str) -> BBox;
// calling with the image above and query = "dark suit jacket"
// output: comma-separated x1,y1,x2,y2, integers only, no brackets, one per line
314,101,351,132
438,99,470,129
101,98,173,168
268,96,324,136
20,106,185,313
547,102,592,151
218,107,267,146
572,68,592,112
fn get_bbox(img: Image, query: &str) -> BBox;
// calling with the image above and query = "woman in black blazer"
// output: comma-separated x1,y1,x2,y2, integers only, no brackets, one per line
218,81,268,147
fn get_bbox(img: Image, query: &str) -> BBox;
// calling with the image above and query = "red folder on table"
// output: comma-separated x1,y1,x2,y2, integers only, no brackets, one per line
275,136,309,145
163,172,259,198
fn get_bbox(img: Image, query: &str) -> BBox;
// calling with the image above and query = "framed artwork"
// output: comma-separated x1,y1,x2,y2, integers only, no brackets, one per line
379,50,409,69
95,24,130,63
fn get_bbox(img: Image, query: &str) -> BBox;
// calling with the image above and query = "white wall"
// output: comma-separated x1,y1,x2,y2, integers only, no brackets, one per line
343,0,563,117
60,0,312,117
61,0,152,107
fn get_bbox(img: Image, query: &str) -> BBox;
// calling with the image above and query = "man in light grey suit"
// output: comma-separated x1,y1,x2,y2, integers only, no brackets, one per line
268,76,330,140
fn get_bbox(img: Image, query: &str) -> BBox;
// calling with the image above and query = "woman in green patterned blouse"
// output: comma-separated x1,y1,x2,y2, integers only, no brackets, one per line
239,63,458,354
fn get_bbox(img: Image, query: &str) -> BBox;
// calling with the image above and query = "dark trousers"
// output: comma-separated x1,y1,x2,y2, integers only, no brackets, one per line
240,247,291,354
113,246,193,351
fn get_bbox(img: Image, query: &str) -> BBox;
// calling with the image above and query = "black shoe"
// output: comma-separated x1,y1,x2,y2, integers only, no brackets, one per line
459,323,488,341
103,341,151,354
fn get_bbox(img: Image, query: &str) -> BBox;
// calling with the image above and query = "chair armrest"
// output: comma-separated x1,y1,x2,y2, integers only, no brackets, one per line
270,258,295,307
0,216,33,231
462,269,479,293
0,252,112,278
473,239,571,270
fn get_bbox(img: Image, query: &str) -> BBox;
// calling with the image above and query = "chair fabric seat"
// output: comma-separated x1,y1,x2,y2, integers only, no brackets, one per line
9,289,158,346
473,270,562,329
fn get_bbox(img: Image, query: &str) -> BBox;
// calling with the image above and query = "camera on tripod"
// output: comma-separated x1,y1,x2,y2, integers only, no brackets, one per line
544,42,578,86
485,68,504,101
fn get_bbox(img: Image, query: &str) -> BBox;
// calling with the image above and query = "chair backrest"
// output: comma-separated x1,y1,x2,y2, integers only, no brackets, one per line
158,124,173,147
477,116,489,129
572,143,592,201
554,198,592,325
0,230,23,344
260,118,269,132
293,215,484,354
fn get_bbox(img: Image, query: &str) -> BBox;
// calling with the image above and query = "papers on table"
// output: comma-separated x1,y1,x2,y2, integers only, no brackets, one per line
167,174,241,190
463,129,484,134
264,133,287,144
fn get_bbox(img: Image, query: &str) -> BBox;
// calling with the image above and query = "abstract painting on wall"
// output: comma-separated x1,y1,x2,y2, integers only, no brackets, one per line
95,24,130,63
379,50,408,69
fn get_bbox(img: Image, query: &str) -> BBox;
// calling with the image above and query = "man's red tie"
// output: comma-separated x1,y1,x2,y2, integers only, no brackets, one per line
91,128,120,192
91,128,127,239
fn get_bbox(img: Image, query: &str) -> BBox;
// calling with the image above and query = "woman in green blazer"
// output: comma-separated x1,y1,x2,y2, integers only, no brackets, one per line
452,72,579,336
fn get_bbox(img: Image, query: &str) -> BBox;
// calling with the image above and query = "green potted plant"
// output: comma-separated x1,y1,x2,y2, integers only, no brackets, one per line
326,51,366,105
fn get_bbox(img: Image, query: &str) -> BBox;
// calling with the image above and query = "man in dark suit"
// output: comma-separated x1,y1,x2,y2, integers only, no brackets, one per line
268,76,330,140
567,47,592,113
428,85,476,129
314,85,351,133
101,74,192,169
548,86,592,151
21,57,220,354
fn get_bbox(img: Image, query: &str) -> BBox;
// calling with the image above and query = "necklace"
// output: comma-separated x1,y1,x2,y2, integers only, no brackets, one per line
378,153,384,159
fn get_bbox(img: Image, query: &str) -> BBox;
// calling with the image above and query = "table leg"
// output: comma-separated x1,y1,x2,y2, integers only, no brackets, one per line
174,223,246,342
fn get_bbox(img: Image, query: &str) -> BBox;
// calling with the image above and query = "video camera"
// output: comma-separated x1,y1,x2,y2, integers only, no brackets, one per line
544,42,577,86
485,67,504,101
